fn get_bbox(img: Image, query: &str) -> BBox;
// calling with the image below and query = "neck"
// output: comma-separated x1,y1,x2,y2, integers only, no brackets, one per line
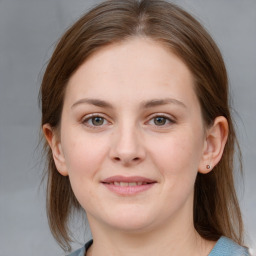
87,212,215,256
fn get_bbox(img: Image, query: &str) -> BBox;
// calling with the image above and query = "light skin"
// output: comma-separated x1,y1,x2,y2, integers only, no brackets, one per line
44,37,228,256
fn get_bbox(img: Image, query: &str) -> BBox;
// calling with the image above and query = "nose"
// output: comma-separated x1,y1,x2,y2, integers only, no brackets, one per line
109,125,146,166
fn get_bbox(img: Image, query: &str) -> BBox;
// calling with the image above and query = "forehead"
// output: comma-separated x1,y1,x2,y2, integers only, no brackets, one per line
65,37,198,109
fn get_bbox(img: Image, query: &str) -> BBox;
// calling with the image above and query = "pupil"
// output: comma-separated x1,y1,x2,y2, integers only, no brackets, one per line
92,117,104,126
154,117,166,125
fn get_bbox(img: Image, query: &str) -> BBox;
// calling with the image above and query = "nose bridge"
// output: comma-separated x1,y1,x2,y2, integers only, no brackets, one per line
117,123,138,151
110,119,145,165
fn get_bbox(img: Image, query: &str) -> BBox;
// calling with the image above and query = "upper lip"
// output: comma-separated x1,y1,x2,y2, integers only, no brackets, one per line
101,176,156,184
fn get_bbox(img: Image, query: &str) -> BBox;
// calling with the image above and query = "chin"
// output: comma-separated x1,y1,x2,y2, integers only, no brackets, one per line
102,206,158,232
109,219,154,233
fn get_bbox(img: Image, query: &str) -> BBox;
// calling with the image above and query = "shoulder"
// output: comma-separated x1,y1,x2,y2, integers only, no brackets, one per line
66,240,93,256
209,236,249,256
66,246,85,256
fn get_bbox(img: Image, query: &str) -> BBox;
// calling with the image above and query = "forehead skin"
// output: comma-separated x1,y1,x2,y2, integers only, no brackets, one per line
64,37,201,122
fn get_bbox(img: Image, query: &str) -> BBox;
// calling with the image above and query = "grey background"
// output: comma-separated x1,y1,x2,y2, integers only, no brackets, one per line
0,0,255,255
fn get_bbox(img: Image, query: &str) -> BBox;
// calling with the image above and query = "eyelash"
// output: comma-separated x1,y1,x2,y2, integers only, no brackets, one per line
81,114,110,129
146,114,175,127
81,113,175,129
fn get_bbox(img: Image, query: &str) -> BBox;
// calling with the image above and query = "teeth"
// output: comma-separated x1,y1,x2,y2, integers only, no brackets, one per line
111,182,145,186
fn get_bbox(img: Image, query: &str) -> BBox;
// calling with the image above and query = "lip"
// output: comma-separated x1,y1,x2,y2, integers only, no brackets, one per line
101,176,157,196
102,175,156,183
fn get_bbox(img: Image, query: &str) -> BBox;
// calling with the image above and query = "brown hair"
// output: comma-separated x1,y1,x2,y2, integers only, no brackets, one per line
39,0,244,251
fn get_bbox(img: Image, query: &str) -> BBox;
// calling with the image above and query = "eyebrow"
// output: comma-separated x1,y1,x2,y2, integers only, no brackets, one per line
71,97,187,109
72,98,113,109
142,98,187,109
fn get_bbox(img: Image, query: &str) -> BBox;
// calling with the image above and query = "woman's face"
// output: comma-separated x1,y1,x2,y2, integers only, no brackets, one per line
55,38,209,233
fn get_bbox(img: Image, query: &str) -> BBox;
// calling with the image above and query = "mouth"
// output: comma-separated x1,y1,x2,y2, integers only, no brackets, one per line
103,181,153,186
101,176,157,195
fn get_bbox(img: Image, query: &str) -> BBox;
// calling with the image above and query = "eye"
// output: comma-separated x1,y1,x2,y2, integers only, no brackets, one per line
91,116,105,126
82,114,109,128
153,116,168,126
147,115,175,127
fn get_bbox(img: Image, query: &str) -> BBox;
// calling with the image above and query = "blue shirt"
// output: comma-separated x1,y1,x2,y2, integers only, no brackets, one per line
67,236,249,256
209,236,249,256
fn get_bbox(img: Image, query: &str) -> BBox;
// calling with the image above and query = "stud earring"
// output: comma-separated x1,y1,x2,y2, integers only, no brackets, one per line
206,164,211,170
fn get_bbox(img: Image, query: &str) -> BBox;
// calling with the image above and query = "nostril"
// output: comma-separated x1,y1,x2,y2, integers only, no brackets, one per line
112,156,141,164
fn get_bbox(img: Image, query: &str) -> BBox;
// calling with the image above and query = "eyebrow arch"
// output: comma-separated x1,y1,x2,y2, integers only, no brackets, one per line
142,98,187,109
72,98,113,109
71,97,187,109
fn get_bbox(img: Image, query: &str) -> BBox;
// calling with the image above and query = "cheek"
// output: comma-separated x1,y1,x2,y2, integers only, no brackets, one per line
148,130,203,180
147,131,203,211
61,132,111,207
61,131,109,180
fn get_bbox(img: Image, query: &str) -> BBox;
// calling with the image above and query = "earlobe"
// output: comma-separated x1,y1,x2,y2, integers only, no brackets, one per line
198,116,228,174
42,124,69,176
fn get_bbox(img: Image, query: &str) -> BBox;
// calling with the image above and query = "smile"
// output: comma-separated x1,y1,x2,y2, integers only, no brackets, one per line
106,181,149,186
101,176,157,195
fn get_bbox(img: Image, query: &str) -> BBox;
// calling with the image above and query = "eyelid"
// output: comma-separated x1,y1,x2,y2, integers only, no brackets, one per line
80,112,175,129
81,113,106,120
81,113,112,128
146,113,176,126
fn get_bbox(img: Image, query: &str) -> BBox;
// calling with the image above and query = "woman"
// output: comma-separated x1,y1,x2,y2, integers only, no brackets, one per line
39,0,249,255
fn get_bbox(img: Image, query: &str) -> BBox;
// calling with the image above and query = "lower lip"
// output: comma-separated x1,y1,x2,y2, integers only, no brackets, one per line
102,183,156,196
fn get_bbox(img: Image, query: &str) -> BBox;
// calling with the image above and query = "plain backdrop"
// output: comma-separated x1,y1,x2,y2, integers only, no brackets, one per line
0,0,255,255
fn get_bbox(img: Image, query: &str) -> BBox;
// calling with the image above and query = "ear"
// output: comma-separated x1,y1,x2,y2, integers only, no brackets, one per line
198,116,228,174
43,124,68,176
